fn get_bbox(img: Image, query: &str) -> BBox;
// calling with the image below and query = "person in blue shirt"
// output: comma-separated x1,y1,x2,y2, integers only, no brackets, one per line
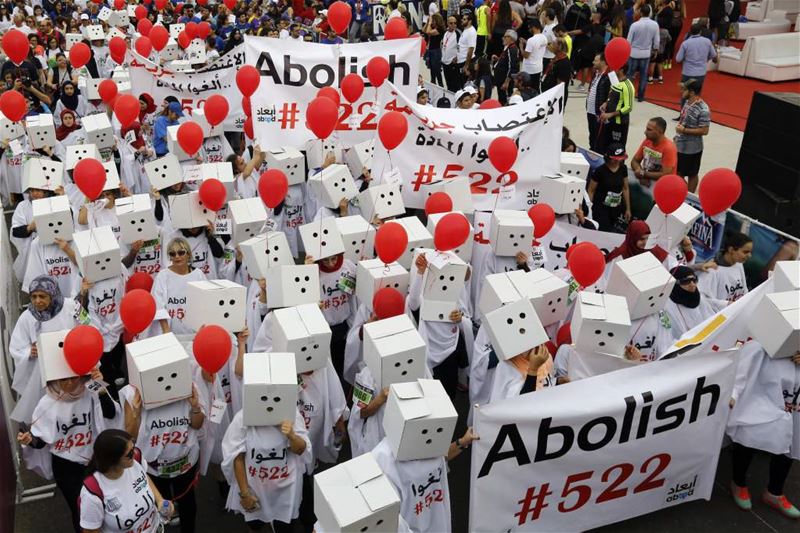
153,101,183,157
347,0,371,43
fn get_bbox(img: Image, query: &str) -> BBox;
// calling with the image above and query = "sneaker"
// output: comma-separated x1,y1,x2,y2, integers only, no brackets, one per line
578,82,586,90
763,491,800,519
672,116,681,121
731,483,752,510
657,77,664,84
647,77,654,82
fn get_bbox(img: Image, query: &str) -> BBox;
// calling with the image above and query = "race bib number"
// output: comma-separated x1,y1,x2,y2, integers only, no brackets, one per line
77,307,92,325
158,455,189,476
353,381,375,409
337,272,356,294
604,191,622,208
209,399,227,424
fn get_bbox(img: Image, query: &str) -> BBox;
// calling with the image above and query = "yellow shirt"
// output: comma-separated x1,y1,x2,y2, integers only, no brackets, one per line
476,5,489,36
564,34,573,58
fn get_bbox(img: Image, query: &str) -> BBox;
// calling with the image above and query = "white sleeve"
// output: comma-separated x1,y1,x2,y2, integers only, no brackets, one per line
78,486,106,530
22,239,46,293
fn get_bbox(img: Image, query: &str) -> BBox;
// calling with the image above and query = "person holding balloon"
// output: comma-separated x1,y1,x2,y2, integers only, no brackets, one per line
153,237,209,335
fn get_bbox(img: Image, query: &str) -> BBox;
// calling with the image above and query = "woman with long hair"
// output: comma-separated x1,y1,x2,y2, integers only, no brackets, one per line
488,0,521,57
424,12,446,86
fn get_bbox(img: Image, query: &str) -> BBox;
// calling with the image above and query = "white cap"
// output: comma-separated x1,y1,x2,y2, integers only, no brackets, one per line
508,94,524,105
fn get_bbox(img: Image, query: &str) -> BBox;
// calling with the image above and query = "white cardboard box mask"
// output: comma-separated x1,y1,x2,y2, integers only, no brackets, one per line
264,265,320,309
571,292,632,355
773,261,800,292
242,352,298,426
25,113,56,149
420,176,475,214
168,191,216,229
559,152,590,180
489,210,534,257
272,303,332,373
426,211,474,262
606,253,676,320
305,138,343,169
161,39,181,61
479,270,542,317
116,194,158,243
72,226,121,282
539,175,584,214
22,158,64,192
240,231,294,279
421,249,468,306
265,147,305,186
385,217,433,269
82,113,114,150
484,297,548,360
645,203,701,250
101,160,121,191
299,217,346,260
39,329,79,386
82,24,105,41
314,454,401,533
363,315,427,388
528,268,570,326
343,140,375,178
167,124,192,161
228,197,268,245
169,23,185,39
0,111,24,140
32,196,74,245
382,379,458,461
335,215,375,263
358,182,405,220
201,162,235,201
356,259,409,311
748,290,800,359
308,164,358,209
65,33,82,50
65,144,101,171
185,280,247,332
145,154,183,190
126,333,192,409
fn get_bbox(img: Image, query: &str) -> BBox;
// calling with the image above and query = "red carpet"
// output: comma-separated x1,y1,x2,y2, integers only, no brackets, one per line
634,0,800,131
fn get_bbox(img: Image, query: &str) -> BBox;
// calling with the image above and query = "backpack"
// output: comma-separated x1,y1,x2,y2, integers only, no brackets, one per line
82,447,143,502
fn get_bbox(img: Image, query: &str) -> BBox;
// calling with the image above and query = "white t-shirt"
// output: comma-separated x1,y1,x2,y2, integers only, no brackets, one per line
543,21,557,59
457,26,477,64
522,33,548,74
319,260,357,327
151,266,207,335
31,392,97,465
698,262,748,304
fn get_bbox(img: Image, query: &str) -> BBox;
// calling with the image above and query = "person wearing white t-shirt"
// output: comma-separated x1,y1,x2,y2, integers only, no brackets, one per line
441,16,460,92
457,12,477,84
520,19,547,90
697,232,752,305
541,7,557,68
152,237,208,335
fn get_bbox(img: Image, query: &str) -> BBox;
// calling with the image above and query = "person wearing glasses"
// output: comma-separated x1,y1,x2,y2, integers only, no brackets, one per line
152,237,208,335
664,265,726,338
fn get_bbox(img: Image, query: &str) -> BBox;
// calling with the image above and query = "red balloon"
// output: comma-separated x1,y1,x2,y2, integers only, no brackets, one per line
114,0,125,9
1,29,29,65
177,121,204,155
114,94,140,128
242,96,252,117
425,192,453,215
149,25,169,51
126,272,154,293
567,242,605,287
366,57,390,88
434,213,470,251
120,290,156,335
199,178,227,211
605,37,631,71
137,18,153,37
527,204,556,239
224,0,237,9
197,0,208,5
69,42,91,68
193,325,232,374
306,97,338,140
384,17,408,39
653,174,688,215
73,158,106,200
698,168,742,216
135,36,153,58
243,116,254,139
378,111,408,151
565,241,590,261
197,21,211,40
375,223,408,264
155,0,167,10
258,169,289,209
556,322,572,347
98,79,118,104
479,99,502,109
177,31,191,49
488,136,518,173
63,326,104,375
327,1,352,34
340,73,364,103
135,5,147,20
109,36,127,63
185,21,198,39
373,287,406,319
317,86,340,107
203,94,229,126
236,65,260,97
0,90,27,122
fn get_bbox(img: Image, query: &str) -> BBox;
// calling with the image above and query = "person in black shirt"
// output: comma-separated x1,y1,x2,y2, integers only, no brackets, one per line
492,29,520,105
541,38,572,104
587,143,631,233
563,0,592,83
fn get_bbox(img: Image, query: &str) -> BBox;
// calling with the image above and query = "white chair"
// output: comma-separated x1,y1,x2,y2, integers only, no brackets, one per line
737,10,792,38
718,38,753,76
744,32,800,81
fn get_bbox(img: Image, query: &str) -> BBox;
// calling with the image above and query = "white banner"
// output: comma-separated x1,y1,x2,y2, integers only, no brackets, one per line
470,350,738,532
539,221,624,274
371,84,564,211
244,36,419,148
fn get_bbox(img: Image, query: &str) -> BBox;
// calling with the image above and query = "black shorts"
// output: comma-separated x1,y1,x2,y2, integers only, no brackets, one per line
677,151,703,177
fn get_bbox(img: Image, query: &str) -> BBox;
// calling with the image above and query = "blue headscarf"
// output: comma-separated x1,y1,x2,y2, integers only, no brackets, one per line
28,276,64,322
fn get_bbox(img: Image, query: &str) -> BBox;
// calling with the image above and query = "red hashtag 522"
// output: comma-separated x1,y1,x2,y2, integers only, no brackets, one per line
411,165,436,191
515,483,552,525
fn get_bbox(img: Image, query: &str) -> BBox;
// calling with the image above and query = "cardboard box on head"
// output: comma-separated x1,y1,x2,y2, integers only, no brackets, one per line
126,333,193,409
65,144,101,171
25,113,56,149
479,270,542,317
240,231,294,279
38,329,79,386
264,265,321,309
186,40,207,64
560,152,590,180
161,39,181,61
539,175,584,214
420,176,475,214
358,183,405,220
384,217,433,270
22,158,64,192
299,218,346,260
305,138,344,170
343,140,375,179
201,162,235,201
0,111,24,140
65,33,82,50
101,160,121,191
72,226,121,282
82,113,114,150
145,154,183,190
82,24,105,41
425,211,473,262
748,290,800,359
82,77,102,100
528,268,570,326
308,164,358,209
272,303,332,373
185,280,247,332
363,315,427,389
335,215,375,263
191,107,222,138
168,191,217,229
242,352,298,426
571,292,632,355
355,259,409,311
773,261,800,292
167,124,192,161
382,379,458,461
419,250,468,322
484,297,549,360
32,196,74,245
314,454,401,533
228,197,268,245
169,23,185,39
489,210,534,257
606,253,676,320
265,147,305,186
116,194,159,243
645,203,701,250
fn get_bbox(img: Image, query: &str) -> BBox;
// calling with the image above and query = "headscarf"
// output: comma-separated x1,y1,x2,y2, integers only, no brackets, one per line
59,80,79,111
669,266,701,309
56,109,79,140
605,220,668,263
121,121,145,149
27,275,64,322
318,253,344,273
138,92,156,122
223,29,242,54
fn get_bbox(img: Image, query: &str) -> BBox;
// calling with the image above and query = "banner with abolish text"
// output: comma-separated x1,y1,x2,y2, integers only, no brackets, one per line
371,83,564,211
470,351,738,532
244,36,419,147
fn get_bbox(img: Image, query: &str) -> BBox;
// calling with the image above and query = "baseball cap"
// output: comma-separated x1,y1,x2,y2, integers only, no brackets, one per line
417,86,428,96
464,85,477,95
320,9,328,16
606,143,627,160
168,101,184,117
80,13,89,20
454,89,470,102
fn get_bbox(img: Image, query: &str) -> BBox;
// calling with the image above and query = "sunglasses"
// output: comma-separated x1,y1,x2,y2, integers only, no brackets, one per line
125,447,135,459
679,277,698,285
168,249,188,258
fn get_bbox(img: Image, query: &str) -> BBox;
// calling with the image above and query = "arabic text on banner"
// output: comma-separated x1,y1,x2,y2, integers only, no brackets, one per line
243,36,419,148
469,351,738,532
370,83,564,211
128,46,247,132
538,221,624,274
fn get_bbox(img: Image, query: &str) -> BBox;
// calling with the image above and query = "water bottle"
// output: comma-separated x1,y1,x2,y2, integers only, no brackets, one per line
159,500,172,524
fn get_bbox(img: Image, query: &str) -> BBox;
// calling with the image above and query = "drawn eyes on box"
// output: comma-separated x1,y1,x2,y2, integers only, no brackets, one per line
217,299,237,318
299,343,321,361
436,275,456,291
505,312,530,335
94,257,112,269
311,229,329,246
594,329,615,347
259,395,282,412
156,372,179,391
392,358,416,377
266,245,284,262
358,519,385,532
293,275,312,294
420,426,444,444
379,191,395,205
